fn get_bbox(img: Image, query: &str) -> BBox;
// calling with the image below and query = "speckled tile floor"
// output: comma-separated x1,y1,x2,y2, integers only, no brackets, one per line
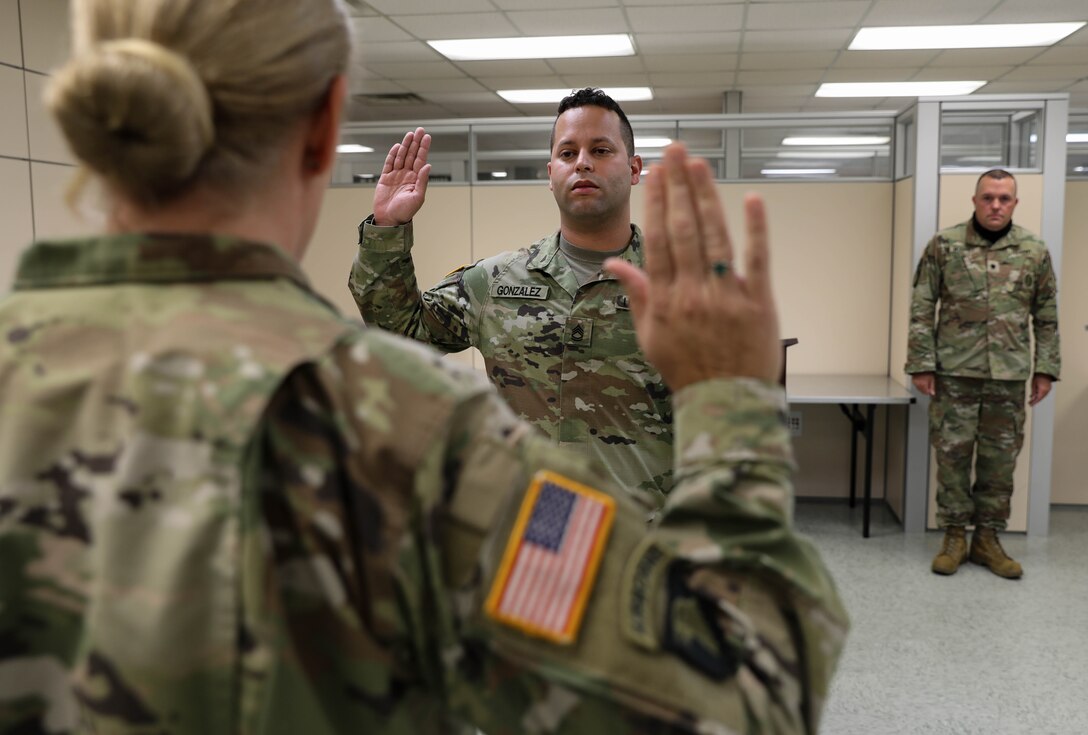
795,502,1088,735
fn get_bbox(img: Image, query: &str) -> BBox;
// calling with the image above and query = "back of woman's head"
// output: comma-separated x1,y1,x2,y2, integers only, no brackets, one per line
46,0,352,208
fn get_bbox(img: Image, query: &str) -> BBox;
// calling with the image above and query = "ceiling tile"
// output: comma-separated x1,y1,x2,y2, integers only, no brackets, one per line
648,71,736,87
739,51,838,70
634,32,741,54
626,5,745,34
977,3,1088,23
926,48,1044,67
821,68,922,82
365,0,495,12
910,66,1007,82
401,78,492,94
738,84,820,97
475,75,570,89
351,17,414,43
1029,45,1088,65
746,2,869,31
349,79,411,95
393,13,520,39
455,59,556,76
507,8,629,35
999,65,1088,82
362,61,468,79
861,0,1000,26
834,50,940,69
546,57,647,75
741,29,853,52
559,72,653,87
979,80,1078,94
641,54,738,73
736,69,826,85
356,41,444,64
494,0,619,8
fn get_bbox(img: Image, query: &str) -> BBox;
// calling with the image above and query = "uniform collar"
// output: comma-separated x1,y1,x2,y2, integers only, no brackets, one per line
14,232,315,292
526,224,644,279
964,218,1024,251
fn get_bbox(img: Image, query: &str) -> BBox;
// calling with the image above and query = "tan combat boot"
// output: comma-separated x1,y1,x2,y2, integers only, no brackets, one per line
969,527,1023,579
931,526,968,575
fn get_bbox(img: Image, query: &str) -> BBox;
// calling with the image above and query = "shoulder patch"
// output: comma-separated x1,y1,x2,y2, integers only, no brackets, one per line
485,470,615,645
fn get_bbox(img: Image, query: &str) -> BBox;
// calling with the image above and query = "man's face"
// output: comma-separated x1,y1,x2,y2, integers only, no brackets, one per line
972,176,1018,231
547,105,641,226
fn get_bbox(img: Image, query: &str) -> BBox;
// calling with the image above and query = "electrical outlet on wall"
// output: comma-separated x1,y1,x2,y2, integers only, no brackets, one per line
788,411,803,437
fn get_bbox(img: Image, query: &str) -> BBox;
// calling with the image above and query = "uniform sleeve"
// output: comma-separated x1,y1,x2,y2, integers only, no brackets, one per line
247,331,847,735
904,236,941,374
1031,249,1061,379
348,216,478,352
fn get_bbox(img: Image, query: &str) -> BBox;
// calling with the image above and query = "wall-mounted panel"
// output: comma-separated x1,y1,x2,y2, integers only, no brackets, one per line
0,0,22,67
0,157,33,290
0,64,28,158
21,0,70,74
25,71,73,164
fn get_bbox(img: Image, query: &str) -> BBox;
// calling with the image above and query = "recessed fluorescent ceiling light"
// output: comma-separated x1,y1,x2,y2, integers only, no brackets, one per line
816,81,985,97
634,137,672,148
429,34,634,61
783,136,889,146
499,87,653,104
1068,133,1088,143
761,168,836,175
850,22,1086,50
337,144,374,153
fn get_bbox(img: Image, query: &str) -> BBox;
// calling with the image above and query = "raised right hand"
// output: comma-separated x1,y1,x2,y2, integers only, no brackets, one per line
605,143,781,391
372,127,431,226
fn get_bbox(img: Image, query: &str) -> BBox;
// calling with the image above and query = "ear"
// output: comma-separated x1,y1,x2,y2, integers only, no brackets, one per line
630,154,643,185
547,161,554,191
302,74,347,177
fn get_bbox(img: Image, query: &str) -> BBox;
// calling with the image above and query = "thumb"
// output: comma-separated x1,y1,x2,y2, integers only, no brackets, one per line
604,258,649,322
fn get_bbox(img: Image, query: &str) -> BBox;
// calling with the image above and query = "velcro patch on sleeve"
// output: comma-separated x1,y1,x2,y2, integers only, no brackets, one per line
662,564,738,682
484,470,615,645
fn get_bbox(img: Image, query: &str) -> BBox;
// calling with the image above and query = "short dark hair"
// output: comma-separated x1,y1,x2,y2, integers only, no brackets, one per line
976,168,1017,193
549,87,635,157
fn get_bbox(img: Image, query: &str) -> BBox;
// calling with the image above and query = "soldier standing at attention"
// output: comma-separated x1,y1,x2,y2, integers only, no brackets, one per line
349,89,674,505
0,0,847,731
906,169,1061,579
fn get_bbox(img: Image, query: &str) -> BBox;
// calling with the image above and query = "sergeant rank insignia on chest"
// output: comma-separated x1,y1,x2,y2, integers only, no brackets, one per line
485,470,615,644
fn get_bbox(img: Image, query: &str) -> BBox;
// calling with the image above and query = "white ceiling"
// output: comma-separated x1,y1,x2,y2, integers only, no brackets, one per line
341,0,1088,122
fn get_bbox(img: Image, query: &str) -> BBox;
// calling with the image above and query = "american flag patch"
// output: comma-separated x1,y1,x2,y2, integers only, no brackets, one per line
485,470,616,644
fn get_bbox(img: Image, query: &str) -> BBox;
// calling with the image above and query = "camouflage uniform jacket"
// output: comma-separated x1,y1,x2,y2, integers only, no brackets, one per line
905,218,1061,380
1,233,847,735
350,219,673,504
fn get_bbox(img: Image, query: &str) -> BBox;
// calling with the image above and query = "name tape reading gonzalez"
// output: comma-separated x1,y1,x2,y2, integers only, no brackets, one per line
485,470,616,644
490,283,550,299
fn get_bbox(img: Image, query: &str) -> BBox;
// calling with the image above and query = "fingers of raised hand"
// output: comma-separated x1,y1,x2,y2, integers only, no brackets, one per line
641,159,673,286
662,146,705,282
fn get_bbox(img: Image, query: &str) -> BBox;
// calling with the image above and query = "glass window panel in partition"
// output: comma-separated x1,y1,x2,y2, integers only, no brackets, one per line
1068,112,1088,178
738,125,893,180
333,129,471,185
939,109,1041,171
473,124,551,183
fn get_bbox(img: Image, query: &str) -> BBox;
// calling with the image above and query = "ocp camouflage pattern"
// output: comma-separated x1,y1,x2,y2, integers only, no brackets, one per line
905,219,1060,380
929,376,1025,530
350,220,673,505
1,233,847,734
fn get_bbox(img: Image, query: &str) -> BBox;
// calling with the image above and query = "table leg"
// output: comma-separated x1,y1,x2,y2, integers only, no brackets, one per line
863,403,875,538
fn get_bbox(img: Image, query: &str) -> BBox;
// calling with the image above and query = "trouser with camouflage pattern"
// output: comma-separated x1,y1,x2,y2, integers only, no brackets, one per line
930,375,1026,531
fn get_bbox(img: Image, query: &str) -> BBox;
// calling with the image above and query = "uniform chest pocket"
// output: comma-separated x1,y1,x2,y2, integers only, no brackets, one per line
480,297,565,359
942,251,984,298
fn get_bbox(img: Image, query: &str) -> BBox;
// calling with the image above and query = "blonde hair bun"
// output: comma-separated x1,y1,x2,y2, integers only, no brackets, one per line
46,38,215,203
